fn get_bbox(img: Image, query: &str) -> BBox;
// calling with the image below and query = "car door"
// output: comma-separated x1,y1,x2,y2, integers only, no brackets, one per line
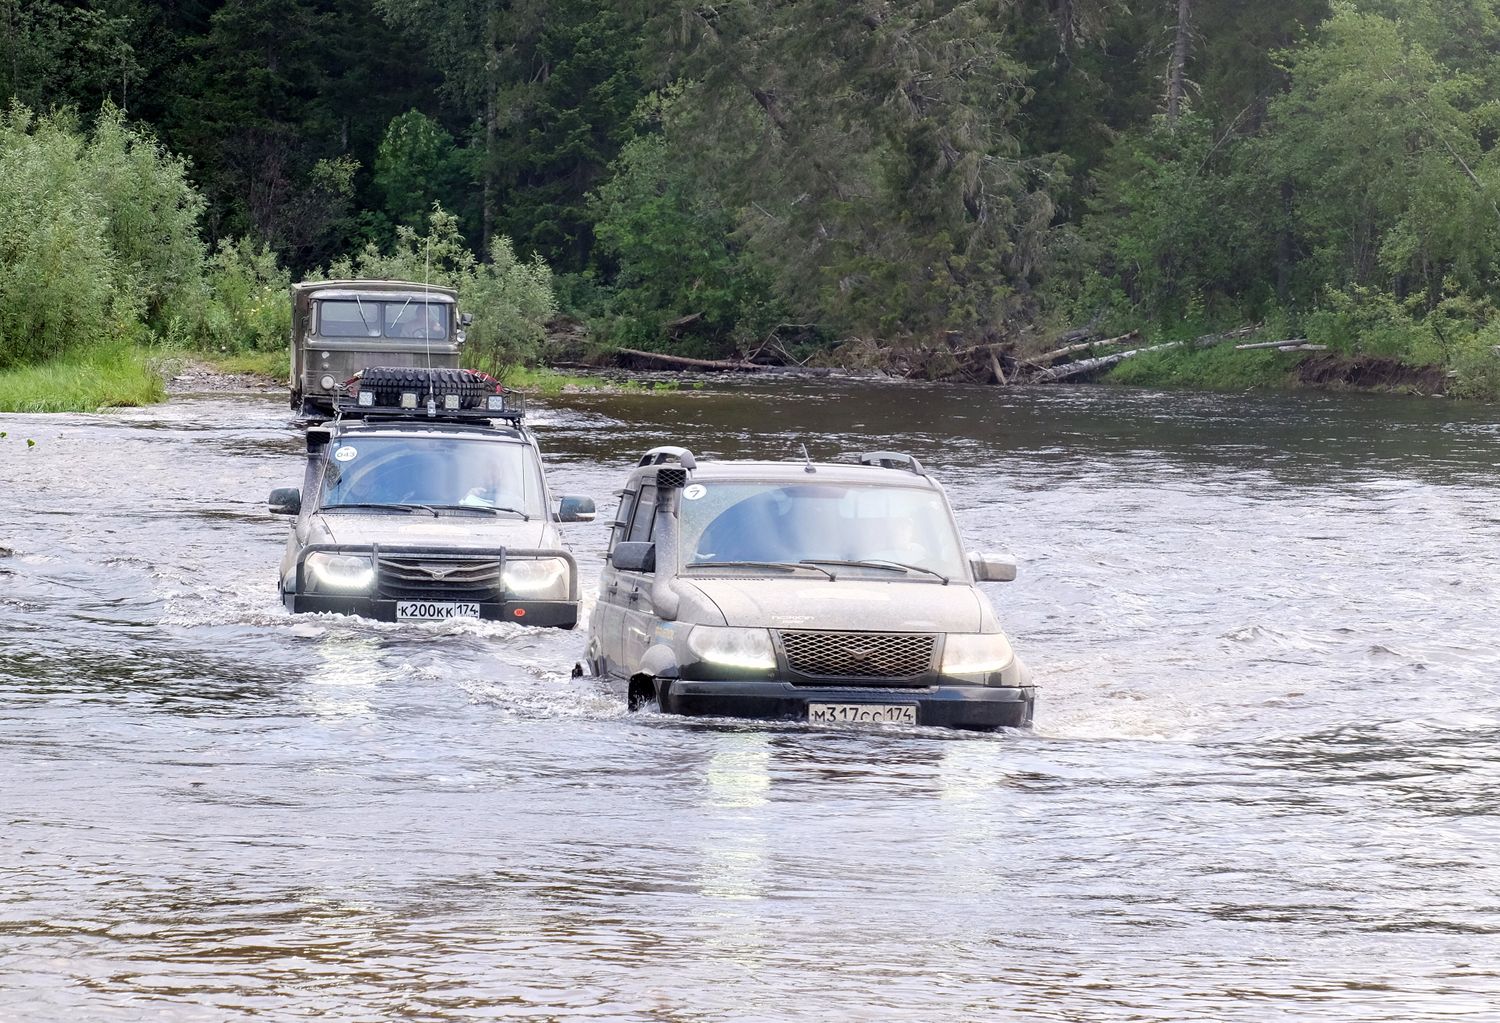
592,485,638,678
617,482,658,675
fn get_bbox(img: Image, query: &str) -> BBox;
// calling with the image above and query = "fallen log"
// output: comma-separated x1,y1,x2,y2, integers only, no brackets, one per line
1233,339,1311,351
613,347,770,372
1034,329,1139,365
1032,325,1261,383
1032,340,1185,382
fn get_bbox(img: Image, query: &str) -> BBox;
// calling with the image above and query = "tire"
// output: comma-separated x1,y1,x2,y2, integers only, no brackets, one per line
358,367,494,409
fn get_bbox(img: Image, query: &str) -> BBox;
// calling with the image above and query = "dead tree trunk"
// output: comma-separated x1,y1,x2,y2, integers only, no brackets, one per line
1166,0,1192,124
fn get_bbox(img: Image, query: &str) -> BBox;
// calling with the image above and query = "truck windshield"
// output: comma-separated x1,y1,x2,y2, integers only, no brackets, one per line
318,436,542,515
679,482,967,579
318,300,450,340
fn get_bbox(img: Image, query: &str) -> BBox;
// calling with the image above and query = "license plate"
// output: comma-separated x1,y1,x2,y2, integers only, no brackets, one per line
808,703,917,726
396,601,481,621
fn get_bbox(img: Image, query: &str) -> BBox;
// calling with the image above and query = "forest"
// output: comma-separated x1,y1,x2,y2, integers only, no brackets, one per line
4,0,1500,399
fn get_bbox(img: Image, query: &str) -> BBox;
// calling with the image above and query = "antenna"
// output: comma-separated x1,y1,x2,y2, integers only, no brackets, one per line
799,443,815,474
422,232,434,375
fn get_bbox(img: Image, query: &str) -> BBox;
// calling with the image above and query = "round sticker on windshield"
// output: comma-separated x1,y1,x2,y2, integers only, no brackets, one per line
683,484,706,500
333,445,358,462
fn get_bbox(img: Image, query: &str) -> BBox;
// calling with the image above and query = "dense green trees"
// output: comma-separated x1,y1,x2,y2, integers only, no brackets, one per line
5,0,1500,390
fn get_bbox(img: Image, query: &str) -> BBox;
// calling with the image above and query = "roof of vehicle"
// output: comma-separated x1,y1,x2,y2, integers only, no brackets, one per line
323,418,529,444
639,458,940,488
292,279,458,302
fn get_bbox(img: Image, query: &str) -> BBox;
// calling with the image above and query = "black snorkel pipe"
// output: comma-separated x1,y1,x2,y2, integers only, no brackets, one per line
651,467,687,620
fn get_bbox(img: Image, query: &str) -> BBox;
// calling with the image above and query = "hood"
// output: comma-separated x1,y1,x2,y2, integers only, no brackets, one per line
309,512,556,552
682,577,986,633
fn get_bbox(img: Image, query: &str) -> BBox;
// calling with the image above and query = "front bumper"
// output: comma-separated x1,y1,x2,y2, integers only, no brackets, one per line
287,543,580,629
285,592,577,628
658,679,1035,730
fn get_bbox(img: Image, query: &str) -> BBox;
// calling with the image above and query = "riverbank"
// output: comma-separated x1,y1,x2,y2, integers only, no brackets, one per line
0,345,680,413
0,346,166,413
0,334,1484,415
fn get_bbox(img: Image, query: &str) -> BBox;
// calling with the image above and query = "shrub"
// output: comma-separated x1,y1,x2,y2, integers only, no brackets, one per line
327,208,557,367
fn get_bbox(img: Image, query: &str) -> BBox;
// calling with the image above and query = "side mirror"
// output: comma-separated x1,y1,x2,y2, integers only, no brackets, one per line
968,552,1016,582
558,495,596,523
269,487,302,516
611,541,656,573
459,313,474,327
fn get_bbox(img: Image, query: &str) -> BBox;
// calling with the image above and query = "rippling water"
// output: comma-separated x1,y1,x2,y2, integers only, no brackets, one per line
3,382,1499,1020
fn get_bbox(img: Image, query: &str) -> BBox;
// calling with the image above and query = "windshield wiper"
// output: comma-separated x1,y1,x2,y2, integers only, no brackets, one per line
419,503,530,520
320,502,422,515
687,560,835,580
799,559,949,584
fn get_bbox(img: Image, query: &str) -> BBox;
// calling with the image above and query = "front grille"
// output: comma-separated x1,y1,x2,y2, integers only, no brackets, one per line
376,555,502,600
778,631,936,679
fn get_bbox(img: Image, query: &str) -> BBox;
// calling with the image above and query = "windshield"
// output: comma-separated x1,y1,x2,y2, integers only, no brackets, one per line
317,436,542,514
679,481,967,579
318,299,450,341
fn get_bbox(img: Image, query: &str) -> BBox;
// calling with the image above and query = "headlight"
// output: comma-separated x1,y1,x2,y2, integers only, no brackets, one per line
687,626,777,672
941,633,1014,676
503,557,570,600
305,552,375,593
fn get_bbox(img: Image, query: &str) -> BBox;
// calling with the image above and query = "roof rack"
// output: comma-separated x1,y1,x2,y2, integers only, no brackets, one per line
334,367,525,423
638,446,697,470
858,450,925,475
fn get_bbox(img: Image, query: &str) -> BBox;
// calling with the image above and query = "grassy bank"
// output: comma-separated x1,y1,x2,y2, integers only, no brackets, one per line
0,345,167,413
1104,344,1305,391
201,350,289,382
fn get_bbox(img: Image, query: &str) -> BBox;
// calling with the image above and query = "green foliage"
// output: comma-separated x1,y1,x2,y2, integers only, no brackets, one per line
590,133,781,355
374,111,466,231
0,342,165,412
1266,7,1500,302
84,104,206,327
650,0,1060,344
197,238,292,353
1105,344,1300,391
329,208,557,367
1081,115,1280,320
0,105,140,367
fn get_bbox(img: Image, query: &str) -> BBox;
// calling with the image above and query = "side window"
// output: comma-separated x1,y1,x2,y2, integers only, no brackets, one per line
609,488,637,551
626,484,657,543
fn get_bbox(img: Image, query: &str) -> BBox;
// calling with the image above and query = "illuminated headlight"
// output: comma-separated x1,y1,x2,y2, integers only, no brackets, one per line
940,633,1015,677
687,626,777,672
357,390,374,407
320,374,337,390
502,557,570,600
305,552,375,593
486,394,506,411
400,391,418,409
443,393,460,410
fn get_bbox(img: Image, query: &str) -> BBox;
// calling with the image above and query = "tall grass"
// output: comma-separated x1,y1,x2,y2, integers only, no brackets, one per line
0,344,165,412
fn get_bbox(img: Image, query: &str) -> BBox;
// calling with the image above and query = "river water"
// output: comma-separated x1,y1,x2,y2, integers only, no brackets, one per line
2,381,1499,1021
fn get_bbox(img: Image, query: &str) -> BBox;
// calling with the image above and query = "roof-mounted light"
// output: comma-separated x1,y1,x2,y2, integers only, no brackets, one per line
357,390,374,407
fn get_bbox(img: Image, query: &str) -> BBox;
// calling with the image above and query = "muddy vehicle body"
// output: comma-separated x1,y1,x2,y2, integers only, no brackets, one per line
270,371,593,627
586,448,1034,729
290,280,469,418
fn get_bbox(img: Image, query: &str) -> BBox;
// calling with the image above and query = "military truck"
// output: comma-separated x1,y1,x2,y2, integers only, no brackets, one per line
290,280,471,418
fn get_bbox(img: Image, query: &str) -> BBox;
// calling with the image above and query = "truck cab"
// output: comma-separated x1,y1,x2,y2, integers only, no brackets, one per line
290,280,468,418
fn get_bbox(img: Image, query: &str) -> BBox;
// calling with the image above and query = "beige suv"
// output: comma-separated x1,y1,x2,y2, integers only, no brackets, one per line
586,448,1034,729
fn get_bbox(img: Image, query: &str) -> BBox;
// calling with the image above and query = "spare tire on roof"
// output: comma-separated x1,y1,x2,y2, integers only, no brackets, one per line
357,367,497,409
